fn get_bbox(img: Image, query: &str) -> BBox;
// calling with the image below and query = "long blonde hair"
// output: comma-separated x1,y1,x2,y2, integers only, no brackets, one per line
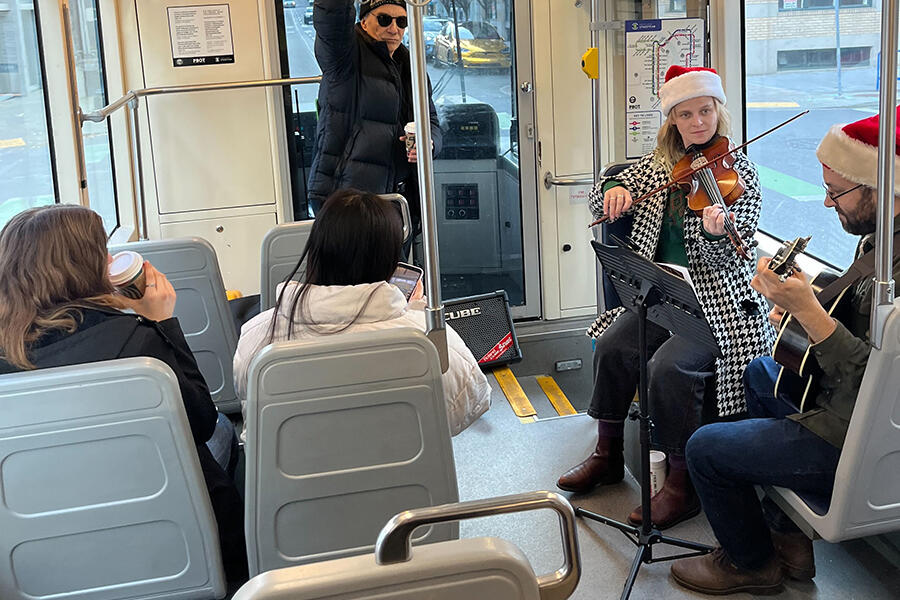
0,205,117,369
653,98,733,171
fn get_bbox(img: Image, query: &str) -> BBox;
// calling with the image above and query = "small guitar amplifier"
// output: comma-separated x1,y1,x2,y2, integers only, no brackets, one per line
443,291,522,368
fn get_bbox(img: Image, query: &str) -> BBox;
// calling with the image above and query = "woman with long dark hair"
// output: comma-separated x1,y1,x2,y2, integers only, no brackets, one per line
0,205,247,585
233,189,490,435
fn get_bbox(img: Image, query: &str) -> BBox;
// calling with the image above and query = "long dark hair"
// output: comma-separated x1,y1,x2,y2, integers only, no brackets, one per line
0,205,117,369
268,189,403,340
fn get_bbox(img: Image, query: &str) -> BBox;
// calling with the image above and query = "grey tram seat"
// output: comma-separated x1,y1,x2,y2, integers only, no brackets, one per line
0,357,225,600
594,161,635,312
258,195,412,313
259,220,314,312
232,491,581,600
243,328,459,576
765,300,900,542
111,237,240,413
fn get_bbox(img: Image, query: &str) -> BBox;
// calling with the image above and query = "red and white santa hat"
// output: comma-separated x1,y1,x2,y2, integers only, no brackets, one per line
816,106,900,196
658,65,726,116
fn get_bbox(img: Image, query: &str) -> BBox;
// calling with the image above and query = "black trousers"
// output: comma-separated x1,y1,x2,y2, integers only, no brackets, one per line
588,310,717,455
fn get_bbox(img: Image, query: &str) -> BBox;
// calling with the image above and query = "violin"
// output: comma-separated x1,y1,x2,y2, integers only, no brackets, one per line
587,111,809,260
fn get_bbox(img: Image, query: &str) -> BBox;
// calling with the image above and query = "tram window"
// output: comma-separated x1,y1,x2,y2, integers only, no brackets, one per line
744,1,883,269
0,1,57,231
70,0,118,234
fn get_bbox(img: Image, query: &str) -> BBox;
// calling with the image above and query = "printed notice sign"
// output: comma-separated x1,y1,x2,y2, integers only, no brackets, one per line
167,4,235,67
624,18,705,158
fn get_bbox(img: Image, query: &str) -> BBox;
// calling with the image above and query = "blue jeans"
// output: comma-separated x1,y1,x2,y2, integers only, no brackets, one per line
685,357,841,569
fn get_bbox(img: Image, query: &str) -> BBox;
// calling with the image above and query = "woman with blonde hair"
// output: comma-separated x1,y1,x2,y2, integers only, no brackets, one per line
557,66,775,530
0,204,247,585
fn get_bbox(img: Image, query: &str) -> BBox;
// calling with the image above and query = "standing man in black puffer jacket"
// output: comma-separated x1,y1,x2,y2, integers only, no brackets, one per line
308,0,442,239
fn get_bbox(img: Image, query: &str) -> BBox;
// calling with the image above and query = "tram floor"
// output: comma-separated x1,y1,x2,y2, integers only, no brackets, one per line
452,382,900,600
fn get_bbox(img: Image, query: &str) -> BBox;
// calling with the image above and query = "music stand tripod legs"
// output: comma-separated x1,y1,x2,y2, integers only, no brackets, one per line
576,280,713,600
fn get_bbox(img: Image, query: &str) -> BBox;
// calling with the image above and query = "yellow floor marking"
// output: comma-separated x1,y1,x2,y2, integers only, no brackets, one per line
493,367,536,418
746,101,800,108
0,138,26,149
536,375,577,416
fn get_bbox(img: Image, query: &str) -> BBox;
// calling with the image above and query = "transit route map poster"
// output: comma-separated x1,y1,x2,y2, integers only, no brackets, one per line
624,18,706,159
167,4,235,67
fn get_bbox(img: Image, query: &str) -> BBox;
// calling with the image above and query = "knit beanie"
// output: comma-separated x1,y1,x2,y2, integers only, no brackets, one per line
359,0,406,20
816,105,900,196
658,65,726,116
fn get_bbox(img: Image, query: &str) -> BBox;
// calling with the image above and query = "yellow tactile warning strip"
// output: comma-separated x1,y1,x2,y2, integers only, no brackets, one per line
493,366,536,418
536,375,577,416
0,138,26,149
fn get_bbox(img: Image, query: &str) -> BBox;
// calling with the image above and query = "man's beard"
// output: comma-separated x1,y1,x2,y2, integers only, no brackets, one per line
837,194,877,236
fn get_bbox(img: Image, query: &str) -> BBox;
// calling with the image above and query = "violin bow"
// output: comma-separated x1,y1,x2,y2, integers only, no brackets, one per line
588,109,809,228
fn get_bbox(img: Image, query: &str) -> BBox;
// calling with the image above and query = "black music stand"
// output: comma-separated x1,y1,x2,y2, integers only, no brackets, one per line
577,238,719,600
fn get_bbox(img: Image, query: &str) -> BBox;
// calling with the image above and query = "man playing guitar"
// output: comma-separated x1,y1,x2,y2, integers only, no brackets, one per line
668,107,900,595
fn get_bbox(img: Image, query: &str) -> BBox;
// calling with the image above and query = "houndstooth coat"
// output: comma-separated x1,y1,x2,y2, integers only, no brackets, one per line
588,149,776,417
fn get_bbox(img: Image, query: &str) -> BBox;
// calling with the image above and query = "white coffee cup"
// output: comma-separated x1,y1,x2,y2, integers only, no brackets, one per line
404,121,416,153
109,250,146,299
649,450,667,497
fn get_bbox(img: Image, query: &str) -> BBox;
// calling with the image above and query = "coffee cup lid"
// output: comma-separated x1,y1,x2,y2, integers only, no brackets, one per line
649,450,667,464
404,122,416,134
109,251,143,284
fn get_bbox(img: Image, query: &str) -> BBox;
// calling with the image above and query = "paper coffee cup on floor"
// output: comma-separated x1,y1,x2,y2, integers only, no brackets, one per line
404,122,416,153
109,251,146,299
649,450,667,497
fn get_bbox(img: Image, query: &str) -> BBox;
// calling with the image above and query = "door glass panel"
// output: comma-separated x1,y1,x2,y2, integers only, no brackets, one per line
744,2,882,269
0,1,56,230
279,0,527,306
70,0,118,234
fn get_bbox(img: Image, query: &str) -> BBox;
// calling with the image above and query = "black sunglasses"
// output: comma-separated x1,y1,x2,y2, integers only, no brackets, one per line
375,14,408,28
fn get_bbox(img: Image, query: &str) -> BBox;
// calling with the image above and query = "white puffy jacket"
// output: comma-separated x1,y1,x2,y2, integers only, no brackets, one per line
233,281,491,437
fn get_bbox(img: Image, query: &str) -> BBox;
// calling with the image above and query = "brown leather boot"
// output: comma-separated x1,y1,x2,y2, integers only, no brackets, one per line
556,432,624,493
770,528,815,580
670,547,784,595
627,464,700,529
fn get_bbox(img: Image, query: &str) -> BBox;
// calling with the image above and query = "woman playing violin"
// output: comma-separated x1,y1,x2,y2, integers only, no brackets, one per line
557,66,775,530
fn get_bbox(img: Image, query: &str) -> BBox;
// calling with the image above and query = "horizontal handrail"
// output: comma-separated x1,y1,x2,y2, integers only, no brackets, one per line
82,75,323,123
544,172,594,189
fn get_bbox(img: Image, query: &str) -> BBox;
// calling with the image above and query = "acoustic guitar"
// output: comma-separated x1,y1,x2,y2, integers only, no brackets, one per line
767,236,850,411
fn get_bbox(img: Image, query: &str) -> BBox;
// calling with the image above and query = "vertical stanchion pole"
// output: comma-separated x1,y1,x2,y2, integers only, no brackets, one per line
591,0,602,183
129,96,149,240
62,0,90,206
407,0,448,372
872,0,899,349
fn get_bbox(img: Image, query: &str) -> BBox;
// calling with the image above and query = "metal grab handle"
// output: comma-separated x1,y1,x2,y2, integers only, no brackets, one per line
379,193,412,242
375,491,581,600
544,172,594,189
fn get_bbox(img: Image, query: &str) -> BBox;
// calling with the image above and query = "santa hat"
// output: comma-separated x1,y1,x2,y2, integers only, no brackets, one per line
658,66,726,116
816,106,900,196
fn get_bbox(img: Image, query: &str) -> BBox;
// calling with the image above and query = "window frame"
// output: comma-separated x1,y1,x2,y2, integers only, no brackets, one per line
778,0,873,11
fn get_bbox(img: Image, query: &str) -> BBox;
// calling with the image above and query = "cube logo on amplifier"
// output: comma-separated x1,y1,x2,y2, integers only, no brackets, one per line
444,291,522,368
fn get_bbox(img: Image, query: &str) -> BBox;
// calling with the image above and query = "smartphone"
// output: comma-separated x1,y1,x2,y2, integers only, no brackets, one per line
390,262,424,301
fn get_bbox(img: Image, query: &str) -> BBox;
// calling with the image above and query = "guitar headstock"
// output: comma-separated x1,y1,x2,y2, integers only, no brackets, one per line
768,236,811,282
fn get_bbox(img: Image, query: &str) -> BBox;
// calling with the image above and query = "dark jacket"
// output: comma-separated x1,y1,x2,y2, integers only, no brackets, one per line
789,214,900,448
0,307,248,584
308,0,442,212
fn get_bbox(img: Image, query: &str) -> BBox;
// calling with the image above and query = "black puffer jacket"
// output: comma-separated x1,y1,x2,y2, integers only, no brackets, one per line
308,0,442,212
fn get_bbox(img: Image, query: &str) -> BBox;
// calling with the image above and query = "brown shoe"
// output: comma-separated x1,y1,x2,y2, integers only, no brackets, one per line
770,528,815,580
556,433,624,493
627,465,700,529
670,547,784,595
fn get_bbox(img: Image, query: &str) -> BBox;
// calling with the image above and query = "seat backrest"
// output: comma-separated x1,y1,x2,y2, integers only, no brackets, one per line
233,491,580,600
768,300,900,542
111,237,240,413
0,357,225,600
595,162,634,312
243,328,459,575
259,221,313,312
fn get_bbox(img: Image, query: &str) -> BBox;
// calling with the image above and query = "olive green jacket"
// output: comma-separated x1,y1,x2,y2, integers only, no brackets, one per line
789,215,900,448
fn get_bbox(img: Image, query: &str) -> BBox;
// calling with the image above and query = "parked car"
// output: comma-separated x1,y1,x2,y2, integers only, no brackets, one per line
433,21,511,69
304,5,314,24
402,17,447,59
283,0,296,8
